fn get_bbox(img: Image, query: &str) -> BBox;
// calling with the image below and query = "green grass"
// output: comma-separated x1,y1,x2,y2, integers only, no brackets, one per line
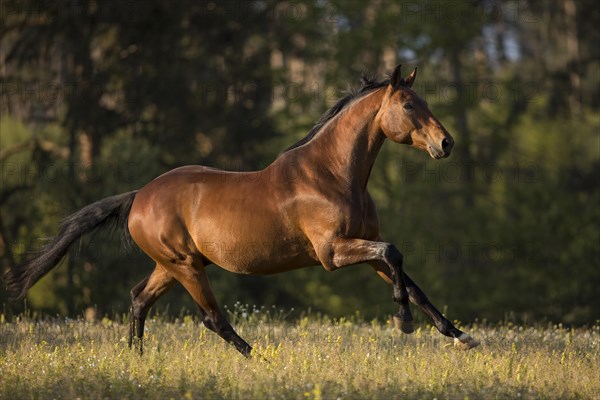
0,311,598,399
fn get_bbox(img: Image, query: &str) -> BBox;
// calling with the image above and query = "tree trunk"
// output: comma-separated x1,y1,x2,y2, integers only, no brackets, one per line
564,0,581,115
449,50,474,208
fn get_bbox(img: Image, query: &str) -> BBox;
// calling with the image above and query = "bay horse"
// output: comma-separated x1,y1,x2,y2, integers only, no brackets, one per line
4,65,480,355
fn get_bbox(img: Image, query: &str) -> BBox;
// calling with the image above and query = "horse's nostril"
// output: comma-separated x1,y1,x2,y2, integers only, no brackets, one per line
442,138,451,152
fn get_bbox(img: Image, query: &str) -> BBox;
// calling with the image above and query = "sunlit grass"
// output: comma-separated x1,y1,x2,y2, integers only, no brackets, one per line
1,309,598,399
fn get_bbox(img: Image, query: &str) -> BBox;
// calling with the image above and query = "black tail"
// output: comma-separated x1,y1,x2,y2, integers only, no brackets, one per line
3,191,138,301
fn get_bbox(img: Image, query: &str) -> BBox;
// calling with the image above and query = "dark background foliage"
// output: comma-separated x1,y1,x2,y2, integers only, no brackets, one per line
1,0,598,324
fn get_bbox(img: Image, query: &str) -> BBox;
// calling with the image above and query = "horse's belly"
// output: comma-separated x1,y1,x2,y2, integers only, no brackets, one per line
197,235,317,274
180,172,319,273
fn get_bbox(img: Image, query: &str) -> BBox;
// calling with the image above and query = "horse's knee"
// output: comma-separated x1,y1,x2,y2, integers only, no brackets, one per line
383,244,403,267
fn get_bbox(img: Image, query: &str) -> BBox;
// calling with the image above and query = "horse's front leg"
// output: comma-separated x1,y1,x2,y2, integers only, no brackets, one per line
319,237,414,334
370,262,480,349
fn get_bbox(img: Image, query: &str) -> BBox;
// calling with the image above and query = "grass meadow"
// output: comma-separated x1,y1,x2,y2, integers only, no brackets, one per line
0,308,598,399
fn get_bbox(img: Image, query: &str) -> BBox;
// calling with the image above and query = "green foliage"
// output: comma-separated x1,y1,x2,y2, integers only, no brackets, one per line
1,0,598,324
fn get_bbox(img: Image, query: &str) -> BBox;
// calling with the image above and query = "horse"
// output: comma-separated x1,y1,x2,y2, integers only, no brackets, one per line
4,65,480,356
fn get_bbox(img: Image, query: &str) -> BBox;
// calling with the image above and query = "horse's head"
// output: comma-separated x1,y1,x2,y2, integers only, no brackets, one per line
377,65,454,159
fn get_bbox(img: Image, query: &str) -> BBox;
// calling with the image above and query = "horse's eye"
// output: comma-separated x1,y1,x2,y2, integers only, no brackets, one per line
403,102,414,110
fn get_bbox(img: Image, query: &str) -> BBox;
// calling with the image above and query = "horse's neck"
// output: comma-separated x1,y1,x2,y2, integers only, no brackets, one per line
302,88,386,190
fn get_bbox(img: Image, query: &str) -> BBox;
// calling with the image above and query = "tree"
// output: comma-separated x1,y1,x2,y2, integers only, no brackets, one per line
1,0,598,324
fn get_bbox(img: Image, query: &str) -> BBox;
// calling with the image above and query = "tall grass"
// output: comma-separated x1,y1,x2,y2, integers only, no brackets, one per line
1,309,598,399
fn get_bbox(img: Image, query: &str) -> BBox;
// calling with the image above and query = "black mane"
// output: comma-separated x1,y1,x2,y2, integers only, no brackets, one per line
282,76,389,153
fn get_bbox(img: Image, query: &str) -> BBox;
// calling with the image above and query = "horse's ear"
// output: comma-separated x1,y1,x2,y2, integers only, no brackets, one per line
405,67,417,88
390,64,405,89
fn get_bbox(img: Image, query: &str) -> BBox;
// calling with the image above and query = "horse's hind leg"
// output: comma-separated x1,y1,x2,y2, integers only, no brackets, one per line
129,264,176,354
168,261,252,357
129,277,148,350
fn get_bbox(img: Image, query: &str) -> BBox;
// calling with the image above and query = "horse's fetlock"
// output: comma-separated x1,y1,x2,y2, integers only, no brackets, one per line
436,320,453,336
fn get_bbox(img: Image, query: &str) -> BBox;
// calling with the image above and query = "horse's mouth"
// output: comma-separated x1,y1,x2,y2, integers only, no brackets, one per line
428,146,448,159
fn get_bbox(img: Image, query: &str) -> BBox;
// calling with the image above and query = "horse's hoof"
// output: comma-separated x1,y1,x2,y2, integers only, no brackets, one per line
393,314,415,334
454,333,480,350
